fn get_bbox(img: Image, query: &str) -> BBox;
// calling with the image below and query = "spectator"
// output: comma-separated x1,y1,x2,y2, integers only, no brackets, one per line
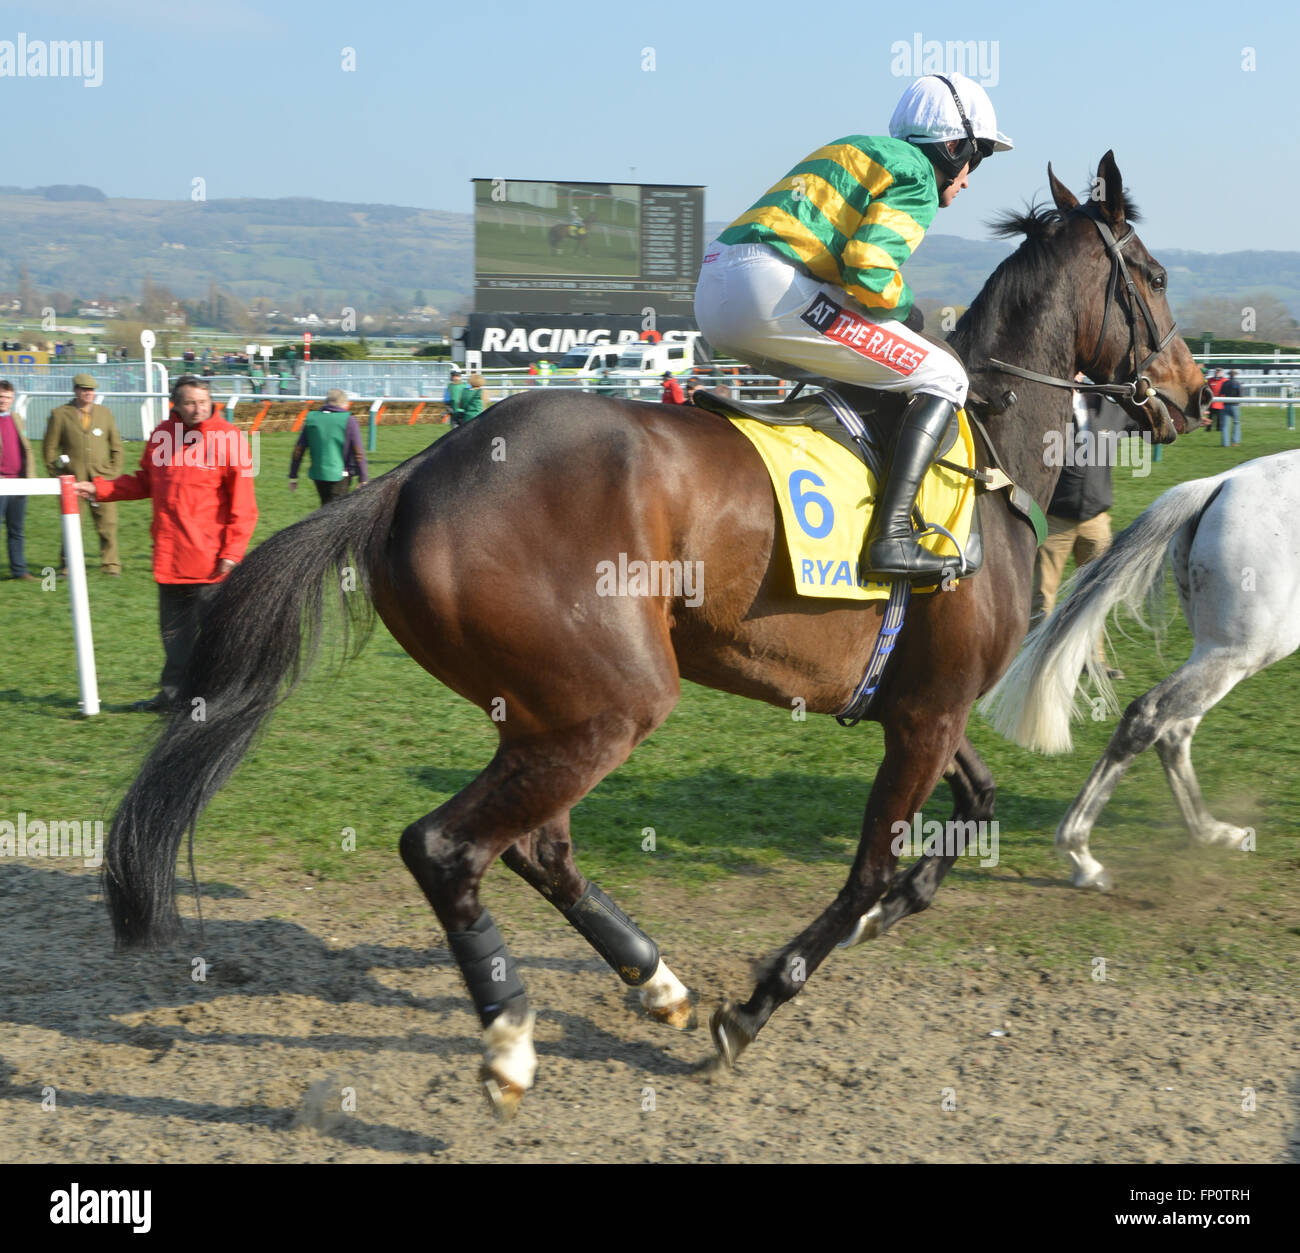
444,368,467,422
456,373,487,424
75,375,258,712
537,358,552,387
685,378,702,404
1220,370,1242,447
1032,374,1129,678
42,373,123,576
290,388,369,504
661,372,686,404
1206,369,1226,434
0,380,36,581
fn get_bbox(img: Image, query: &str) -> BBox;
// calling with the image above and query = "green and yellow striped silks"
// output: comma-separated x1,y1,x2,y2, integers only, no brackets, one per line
716,135,937,319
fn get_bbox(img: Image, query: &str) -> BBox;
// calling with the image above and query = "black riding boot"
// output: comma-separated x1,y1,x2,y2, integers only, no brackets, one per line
863,393,960,583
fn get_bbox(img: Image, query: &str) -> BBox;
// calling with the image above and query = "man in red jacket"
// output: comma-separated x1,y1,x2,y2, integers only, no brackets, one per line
75,375,258,711
660,372,685,404
1206,369,1226,433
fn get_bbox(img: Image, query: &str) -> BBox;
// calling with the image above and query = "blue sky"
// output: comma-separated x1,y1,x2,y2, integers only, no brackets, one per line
4,0,1294,251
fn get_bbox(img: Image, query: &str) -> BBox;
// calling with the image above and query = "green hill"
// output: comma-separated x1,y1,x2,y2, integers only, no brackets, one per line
2,189,1296,335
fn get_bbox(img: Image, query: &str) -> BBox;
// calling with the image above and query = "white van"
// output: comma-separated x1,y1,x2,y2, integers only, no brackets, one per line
554,343,625,378
608,340,695,396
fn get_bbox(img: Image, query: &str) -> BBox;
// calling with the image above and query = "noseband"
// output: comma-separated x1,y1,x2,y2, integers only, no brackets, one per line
981,200,1178,408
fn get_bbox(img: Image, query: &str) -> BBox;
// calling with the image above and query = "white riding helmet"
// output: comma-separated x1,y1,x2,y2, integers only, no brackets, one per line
890,72,1013,181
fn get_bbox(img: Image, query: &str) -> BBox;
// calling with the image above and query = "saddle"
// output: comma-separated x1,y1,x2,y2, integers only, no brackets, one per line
694,383,983,575
693,384,961,474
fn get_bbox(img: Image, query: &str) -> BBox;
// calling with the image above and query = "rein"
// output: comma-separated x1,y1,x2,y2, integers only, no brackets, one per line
980,201,1177,407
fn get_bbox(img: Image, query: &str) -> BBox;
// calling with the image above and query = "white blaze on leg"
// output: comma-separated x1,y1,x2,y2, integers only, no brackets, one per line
637,959,689,1012
838,902,883,948
483,1010,537,1092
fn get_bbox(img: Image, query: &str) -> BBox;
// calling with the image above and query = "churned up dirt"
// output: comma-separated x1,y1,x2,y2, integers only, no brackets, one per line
1,860,1296,1163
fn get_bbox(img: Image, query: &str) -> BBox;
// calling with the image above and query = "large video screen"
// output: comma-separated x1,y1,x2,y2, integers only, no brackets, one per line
473,179,704,315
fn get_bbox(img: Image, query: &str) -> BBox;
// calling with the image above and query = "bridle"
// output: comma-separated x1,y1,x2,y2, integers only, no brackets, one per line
980,200,1178,409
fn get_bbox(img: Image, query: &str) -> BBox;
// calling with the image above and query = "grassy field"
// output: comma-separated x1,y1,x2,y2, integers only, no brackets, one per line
474,215,637,277
5,408,1299,983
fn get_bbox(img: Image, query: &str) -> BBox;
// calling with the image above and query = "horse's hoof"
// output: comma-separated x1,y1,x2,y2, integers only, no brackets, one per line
647,993,698,1032
709,1002,753,1069
1071,866,1112,891
838,903,883,948
480,1066,526,1121
1193,822,1252,850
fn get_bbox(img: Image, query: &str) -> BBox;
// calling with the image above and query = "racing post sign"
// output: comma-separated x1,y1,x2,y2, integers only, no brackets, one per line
303,331,312,363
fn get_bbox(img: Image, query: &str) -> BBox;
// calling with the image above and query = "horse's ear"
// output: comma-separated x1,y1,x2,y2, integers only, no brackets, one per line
1047,163,1079,214
1095,150,1126,225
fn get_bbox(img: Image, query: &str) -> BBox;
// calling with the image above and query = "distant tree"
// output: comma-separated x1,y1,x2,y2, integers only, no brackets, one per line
41,184,106,202
1242,292,1300,342
17,266,38,316
139,274,179,323
105,320,174,356
1173,292,1300,343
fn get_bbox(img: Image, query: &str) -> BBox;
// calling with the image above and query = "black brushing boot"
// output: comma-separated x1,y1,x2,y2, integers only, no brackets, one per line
864,392,960,583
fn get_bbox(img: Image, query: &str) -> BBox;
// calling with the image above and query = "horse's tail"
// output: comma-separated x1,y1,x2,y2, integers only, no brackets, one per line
979,472,1228,754
105,455,423,948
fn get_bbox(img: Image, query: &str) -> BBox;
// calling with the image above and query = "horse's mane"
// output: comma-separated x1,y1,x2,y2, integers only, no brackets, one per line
951,188,1142,354
987,188,1142,242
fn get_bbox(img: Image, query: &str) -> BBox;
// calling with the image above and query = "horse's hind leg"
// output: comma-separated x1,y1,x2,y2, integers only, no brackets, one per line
1057,651,1251,888
842,735,996,944
400,711,668,1116
1152,656,1256,848
1155,720,1251,847
502,819,696,1029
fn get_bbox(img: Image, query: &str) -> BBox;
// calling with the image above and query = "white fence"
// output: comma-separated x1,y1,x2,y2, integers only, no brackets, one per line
0,476,99,715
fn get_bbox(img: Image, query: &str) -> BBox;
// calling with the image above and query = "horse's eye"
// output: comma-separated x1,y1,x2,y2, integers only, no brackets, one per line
1150,273,1166,291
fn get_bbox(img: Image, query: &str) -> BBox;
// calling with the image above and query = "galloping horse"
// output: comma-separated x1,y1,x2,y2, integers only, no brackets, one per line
548,212,596,255
982,450,1300,888
105,154,1208,1115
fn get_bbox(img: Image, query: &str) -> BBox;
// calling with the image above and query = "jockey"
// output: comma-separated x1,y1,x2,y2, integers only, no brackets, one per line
694,73,1012,581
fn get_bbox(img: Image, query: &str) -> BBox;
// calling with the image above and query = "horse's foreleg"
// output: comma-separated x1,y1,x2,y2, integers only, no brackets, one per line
711,716,962,1067
502,821,696,1029
846,735,996,943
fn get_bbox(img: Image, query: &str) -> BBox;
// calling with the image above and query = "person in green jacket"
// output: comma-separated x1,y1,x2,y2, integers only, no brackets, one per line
445,368,468,423
42,373,124,574
449,373,487,426
289,389,369,504
461,373,487,424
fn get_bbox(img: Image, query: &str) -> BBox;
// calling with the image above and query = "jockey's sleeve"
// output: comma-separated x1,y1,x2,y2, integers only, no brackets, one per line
839,158,936,321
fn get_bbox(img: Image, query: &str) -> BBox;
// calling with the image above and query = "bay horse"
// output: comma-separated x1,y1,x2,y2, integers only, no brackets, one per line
548,212,595,255
981,450,1300,888
105,153,1207,1116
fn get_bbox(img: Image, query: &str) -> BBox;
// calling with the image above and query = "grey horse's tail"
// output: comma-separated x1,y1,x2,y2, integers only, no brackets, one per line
980,473,1227,753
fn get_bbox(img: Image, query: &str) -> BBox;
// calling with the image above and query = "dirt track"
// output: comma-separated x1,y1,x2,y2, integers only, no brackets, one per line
1,860,1296,1163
